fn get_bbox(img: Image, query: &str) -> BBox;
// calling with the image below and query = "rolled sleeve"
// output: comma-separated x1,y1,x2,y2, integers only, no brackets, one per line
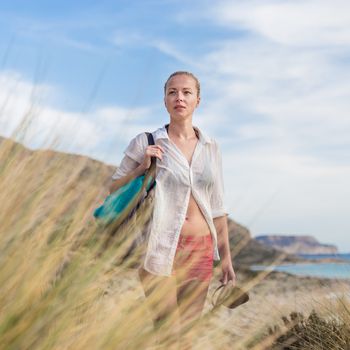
111,155,139,180
111,133,148,180
125,132,148,163
210,141,228,218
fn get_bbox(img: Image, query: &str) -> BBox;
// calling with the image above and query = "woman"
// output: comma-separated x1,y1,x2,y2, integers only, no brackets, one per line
109,71,236,349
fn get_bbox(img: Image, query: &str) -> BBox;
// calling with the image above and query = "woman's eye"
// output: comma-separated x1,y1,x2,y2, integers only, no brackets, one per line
184,91,192,94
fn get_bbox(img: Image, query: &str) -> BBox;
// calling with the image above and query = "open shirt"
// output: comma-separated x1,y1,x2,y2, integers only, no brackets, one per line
111,124,228,276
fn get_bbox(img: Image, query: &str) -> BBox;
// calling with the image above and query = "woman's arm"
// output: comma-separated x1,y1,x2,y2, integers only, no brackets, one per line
214,215,236,286
109,164,147,195
214,215,231,261
210,139,236,285
109,143,164,195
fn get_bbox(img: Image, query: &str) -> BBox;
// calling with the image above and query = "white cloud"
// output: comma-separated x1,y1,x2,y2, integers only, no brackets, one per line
0,71,99,150
187,1,350,250
197,29,350,165
111,31,194,65
211,0,350,46
149,39,193,65
0,71,155,162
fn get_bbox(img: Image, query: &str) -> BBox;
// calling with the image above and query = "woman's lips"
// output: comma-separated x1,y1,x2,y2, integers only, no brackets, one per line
175,105,186,109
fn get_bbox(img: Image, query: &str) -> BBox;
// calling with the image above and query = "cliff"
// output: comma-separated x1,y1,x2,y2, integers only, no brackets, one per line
255,235,338,255
226,221,300,266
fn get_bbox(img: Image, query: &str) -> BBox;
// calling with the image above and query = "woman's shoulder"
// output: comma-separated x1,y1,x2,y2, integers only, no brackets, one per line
128,132,148,147
195,126,219,149
200,131,222,160
132,126,163,141
123,132,149,162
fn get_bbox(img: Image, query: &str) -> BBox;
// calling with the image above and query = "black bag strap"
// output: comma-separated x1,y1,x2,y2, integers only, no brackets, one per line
144,132,156,193
145,132,157,168
145,132,155,145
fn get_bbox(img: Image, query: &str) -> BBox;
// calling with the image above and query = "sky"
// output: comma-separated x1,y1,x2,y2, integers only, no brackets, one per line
1,0,349,252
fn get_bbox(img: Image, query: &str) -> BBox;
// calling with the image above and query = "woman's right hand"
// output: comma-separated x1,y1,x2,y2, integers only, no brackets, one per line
109,144,164,195
140,145,165,171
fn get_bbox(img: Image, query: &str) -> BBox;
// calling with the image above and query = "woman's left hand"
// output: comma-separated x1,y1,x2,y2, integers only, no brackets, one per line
220,257,236,286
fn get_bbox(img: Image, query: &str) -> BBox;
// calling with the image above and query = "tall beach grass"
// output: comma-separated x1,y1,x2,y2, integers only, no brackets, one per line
0,113,349,350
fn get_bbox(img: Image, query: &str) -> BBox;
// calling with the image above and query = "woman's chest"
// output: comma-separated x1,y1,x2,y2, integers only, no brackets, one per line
169,138,198,165
156,143,215,189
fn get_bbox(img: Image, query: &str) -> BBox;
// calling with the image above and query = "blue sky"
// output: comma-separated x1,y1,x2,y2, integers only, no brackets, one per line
1,0,350,252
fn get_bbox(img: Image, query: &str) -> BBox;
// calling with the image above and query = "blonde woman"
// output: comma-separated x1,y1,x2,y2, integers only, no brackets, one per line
110,71,236,349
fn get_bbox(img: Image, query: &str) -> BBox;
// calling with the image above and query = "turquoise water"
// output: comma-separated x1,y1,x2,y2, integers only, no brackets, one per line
299,253,350,261
251,255,350,279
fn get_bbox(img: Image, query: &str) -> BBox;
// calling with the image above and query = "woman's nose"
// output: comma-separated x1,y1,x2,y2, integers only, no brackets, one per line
176,93,184,101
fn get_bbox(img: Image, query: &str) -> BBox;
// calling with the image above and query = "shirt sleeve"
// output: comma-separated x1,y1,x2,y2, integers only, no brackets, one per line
210,140,228,218
111,155,140,180
111,133,148,180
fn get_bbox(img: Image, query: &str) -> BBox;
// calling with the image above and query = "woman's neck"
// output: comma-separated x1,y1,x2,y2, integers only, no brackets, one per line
166,121,198,140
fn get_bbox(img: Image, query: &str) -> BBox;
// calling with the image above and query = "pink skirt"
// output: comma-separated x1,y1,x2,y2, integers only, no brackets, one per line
172,233,213,282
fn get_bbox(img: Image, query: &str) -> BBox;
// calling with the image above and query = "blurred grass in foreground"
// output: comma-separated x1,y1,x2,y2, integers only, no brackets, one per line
0,116,349,350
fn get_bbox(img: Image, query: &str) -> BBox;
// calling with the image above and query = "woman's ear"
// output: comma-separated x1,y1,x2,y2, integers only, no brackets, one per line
196,96,201,107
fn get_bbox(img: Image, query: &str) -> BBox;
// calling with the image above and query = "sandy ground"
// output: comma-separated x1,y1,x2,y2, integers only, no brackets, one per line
99,266,350,350
200,268,350,349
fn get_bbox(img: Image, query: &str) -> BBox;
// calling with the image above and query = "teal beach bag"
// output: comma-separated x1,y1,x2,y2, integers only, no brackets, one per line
93,172,155,226
93,132,156,229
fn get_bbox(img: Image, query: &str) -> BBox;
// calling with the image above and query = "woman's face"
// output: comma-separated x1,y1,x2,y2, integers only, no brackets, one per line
164,74,200,121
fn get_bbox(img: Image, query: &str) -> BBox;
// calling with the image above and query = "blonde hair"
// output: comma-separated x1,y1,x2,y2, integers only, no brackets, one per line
164,71,200,97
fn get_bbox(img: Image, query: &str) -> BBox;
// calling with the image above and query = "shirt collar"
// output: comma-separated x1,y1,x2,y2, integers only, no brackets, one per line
154,124,212,145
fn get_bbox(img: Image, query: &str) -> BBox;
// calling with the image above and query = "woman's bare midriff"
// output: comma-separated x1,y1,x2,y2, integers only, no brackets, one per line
180,193,211,236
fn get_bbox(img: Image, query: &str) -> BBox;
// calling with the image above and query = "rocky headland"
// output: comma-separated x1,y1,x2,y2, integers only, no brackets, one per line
255,235,338,255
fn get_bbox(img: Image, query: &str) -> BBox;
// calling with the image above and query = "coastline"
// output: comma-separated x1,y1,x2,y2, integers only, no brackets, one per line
249,260,350,281
250,252,350,265
257,256,349,265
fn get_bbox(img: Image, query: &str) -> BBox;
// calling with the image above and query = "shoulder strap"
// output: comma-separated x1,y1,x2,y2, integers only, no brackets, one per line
145,132,156,167
143,133,156,194
145,132,155,146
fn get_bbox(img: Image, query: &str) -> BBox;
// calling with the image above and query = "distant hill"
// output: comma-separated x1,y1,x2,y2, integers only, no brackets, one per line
227,221,299,266
255,235,338,255
0,135,298,267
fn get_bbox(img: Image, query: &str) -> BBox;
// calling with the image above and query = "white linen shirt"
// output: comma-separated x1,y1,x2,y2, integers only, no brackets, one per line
111,124,228,276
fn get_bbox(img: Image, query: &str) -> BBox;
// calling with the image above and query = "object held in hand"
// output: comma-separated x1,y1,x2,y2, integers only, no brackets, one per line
93,132,156,228
92,132,156,267
211,284,249,309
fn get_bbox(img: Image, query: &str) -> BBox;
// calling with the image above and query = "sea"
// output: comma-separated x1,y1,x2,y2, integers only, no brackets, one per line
251,253,350,280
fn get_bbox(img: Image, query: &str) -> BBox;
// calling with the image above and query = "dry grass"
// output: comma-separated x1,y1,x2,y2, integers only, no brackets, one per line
0,118,349,350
